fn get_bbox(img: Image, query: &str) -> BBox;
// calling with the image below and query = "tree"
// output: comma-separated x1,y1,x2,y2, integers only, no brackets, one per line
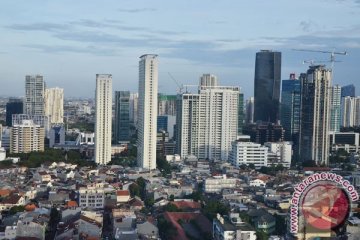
129,183,141,198
203,200,229,220
165,203,179,212
256,230,269,240
9,205,25,215
169,194,175,202
157,215,177,239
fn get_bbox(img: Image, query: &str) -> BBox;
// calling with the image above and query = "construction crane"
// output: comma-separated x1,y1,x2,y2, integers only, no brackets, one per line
302,59,342,66
168,72,183,93
293,48,347,69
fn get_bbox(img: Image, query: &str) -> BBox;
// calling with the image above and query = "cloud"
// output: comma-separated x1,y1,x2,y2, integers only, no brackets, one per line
6,23,69,32
117,8,156,13
299,20,319,33
23,44,117,56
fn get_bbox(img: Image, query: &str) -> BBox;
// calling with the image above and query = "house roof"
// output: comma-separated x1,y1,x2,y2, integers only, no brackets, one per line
66,201,78,208
2,194,22,204
0,189,12,197
171,201,201,210
116,190,130,197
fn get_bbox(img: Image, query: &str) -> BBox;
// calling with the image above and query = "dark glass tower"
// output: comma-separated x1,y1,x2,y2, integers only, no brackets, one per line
6,98,23,126
254,50,281,123
341,84,355,97
114,91,130,143
281,73,301,142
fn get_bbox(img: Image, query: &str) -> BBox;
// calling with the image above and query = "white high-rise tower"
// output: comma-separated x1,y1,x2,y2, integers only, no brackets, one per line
95,74,112,165
137,54,158,170
45,87,64,124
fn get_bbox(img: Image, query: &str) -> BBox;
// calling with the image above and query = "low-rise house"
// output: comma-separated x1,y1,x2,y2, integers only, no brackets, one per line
204,175,238,193
213,213,256,240
78,183,105,209
116,190,130,203
137,220,159,239
33,171,52,183
0,194,25,211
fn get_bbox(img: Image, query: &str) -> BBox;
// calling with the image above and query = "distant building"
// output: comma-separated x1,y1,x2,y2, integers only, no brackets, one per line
299,66,331,165
213,213,256,240
95,74,112,165
330,85,341,132
342,96,360,127
158,94,177,116
200,73,218,87
137,54,158,170
114,91,130,142
254,50,281,123
157,115,176,139
12,114,50,135
281,73,301,141
204,175,238,193
176,83,239,161
10,120,45,153
6,98,23,127
79,183,105,209
229,140,268,168
45,87,64,124
341,84,355,98
129,93,139,126
25,75,45,115
245,97,254,124
242,122,284,145
238,92,244,135
49,125,65,148
329,131,360,153
264,141,292,168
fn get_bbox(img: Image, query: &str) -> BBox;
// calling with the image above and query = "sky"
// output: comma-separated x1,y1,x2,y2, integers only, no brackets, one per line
0,0,359,99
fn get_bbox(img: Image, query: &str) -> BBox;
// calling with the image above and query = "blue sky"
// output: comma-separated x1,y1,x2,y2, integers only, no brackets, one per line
0,0,359,98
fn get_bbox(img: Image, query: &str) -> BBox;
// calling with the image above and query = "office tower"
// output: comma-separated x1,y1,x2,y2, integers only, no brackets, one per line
200,74,218,87
281,73,301,141
158,94,177,116
254,50,281,123
45,87,64,124
238,92,244,135
95,74,112,165
342,96,360,127
10,120,45,153
157,115,176,139
299,66,332,166
6,98,23,127
242,122,284,145
137,54,158,170
114,91,130,143
25,75,45,115
176,80,239,161
129,93,139,125
330,85,342,132
245,97,255,124
341,84,355,98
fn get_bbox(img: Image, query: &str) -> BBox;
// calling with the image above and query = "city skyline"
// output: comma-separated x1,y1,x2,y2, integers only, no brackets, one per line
0,0,359,98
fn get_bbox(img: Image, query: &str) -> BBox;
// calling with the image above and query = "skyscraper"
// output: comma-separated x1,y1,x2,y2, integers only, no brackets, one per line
45,87,64,124
200,74,218,87
281,73,301,141
176,79,239,161
341,84,355,98
95,74,112,165
238,92,244,135
114,91,130,143
299,66,332,166
245,97,254,124
342,96,360,127
6,98,23,127
254,50,281,123
129,93,139,126
330,85,341,132
25,75,45,115
137,54,158,170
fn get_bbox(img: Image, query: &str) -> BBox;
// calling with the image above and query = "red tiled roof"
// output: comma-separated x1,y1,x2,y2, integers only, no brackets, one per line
171,201,201,210
2,194,22,204
116,190,130,196
0,189,12,197
67,201,78,207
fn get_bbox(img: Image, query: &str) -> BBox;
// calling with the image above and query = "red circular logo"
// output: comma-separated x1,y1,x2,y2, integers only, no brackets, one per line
301,183,350,230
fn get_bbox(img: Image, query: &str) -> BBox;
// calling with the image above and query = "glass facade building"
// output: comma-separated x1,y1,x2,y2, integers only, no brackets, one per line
114,91,130,142
6,98,23,127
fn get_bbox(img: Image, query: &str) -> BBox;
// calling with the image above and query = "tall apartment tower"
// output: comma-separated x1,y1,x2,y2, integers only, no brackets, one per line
10,120,45,153
25,75,45,115
330,85,342,132
45,87,64,124
342,96,360,127
114,91,130,143
95,74,112,165
200,74,218,87
6,98,23,127
176,79,239,161
137,54,158,170
254,50,281,123
299,66,332,166
281,73,301,141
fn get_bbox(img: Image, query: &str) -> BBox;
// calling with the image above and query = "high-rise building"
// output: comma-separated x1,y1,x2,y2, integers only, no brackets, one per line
12,114,50,135
238,92,244,135
229,140,268,168
45,87,64,124
200,74,218,87
95,74,112,165
341,84,355,98
281,73,301,141
330,85,342,132
129,93,139,126
137,54,158,170
25,75,45,115
114,91,130,143
6,98,23,127
245,97,255,124
176,81,239,161
158,94,177,116
254,50,281,123
10,120,45,153
342,96,360,127
299,66,332,165
242,122,284,145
